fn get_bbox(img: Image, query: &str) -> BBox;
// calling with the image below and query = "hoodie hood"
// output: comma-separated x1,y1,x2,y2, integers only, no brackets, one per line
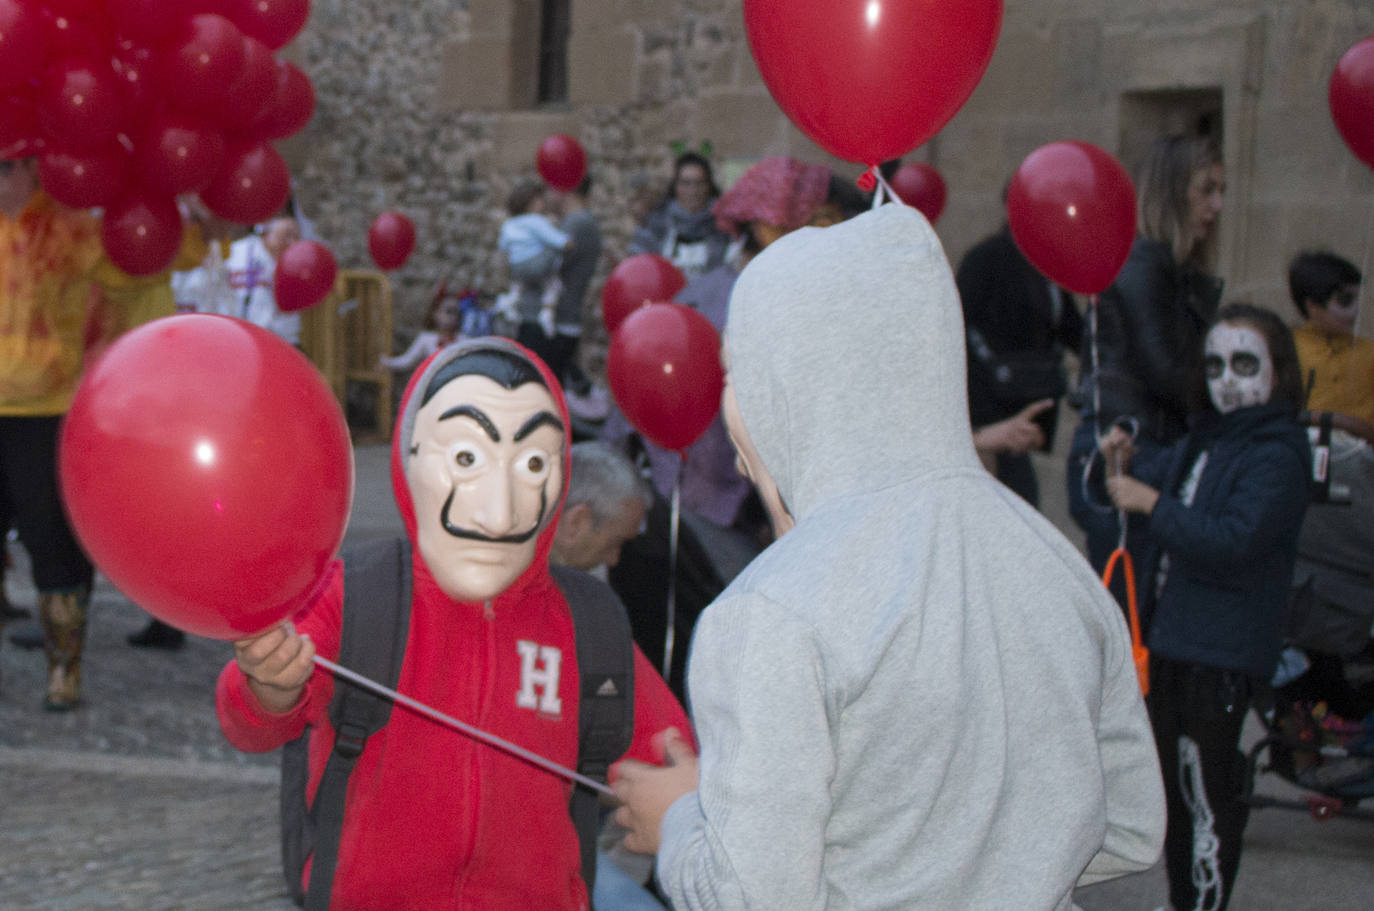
725,203,977,522
391,336,570,608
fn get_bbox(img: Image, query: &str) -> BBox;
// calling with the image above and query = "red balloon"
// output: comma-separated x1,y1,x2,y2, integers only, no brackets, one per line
743,0,1003,164
889,162,947,224
367,211,416,271
1006,140,1137,296
274,239,337,312
0,0,49,87
59,314,354,639
101,192,184,276
134,113,226,195
198,140,290,224
229,0,309,50
106,0,188,45
606,302,724,452
1330,37,1374,170
39,145,130,208
245,60,314,141
160,13,247,113
536,133,587,192
0,90,42,160
39,58,128,152
601,253,687,334
43,4,113,64
112,39,157,114
215,35,277,132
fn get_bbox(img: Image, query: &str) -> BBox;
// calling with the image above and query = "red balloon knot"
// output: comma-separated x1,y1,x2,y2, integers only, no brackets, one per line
856,169,877,193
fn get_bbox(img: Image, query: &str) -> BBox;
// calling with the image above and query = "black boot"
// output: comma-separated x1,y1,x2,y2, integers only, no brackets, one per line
127,619,185,650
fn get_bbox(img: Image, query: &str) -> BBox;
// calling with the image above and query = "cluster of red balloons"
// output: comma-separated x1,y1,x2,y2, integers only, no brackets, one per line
889,163,947,224
743,0,1002,165
60,314,353,639
1331,36,1374,170
1007,141,1137,296
0,0,315,276
607,302,724,453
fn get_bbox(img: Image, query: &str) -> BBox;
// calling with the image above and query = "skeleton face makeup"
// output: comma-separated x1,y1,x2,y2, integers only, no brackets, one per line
1204,322,1273,414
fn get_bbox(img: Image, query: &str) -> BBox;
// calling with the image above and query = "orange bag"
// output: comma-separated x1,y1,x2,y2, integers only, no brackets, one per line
1102,547,1149,696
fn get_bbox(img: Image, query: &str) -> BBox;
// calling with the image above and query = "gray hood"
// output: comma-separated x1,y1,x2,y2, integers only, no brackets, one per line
725,203,977,522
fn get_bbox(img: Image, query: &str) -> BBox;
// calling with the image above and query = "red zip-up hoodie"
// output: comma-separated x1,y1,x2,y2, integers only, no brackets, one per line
217,339,690,910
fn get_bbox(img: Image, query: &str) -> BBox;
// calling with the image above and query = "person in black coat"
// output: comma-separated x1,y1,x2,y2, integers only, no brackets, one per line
1097,302,1310,911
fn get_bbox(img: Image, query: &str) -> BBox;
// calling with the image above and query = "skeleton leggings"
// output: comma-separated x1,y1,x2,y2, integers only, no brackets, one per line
1147,657,1253,911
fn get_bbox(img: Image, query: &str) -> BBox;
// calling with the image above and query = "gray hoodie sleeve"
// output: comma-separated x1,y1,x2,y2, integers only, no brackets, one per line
657,593,834,910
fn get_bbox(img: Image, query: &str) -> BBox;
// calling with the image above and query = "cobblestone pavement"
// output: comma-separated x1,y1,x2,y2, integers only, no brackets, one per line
2,444,1372,909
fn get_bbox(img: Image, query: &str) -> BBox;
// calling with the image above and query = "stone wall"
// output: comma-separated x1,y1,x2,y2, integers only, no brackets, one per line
291,0,1374,359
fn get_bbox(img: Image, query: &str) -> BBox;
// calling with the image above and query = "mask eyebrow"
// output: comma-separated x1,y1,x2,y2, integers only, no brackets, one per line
438,404,500,442
514,411,565,442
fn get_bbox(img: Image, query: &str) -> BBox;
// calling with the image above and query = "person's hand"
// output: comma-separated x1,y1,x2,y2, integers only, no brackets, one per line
972,399,1052,456
1097,426,1136,476
611,729,699,855
1105,475,1159,515
233,621,315,714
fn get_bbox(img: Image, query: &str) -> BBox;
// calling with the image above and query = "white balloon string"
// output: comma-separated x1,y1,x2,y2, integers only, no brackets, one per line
312,654,615,797
662,464,682,684
872,167,898,207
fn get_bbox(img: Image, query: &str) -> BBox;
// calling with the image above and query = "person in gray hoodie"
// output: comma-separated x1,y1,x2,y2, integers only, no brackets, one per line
611,203,1165,910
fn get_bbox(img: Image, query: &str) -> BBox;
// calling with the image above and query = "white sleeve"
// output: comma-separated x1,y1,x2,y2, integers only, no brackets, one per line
380,332,438,370
657,594,834,911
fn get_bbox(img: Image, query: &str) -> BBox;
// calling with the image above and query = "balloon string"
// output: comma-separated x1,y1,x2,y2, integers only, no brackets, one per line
662,461,682,684
312,655,615,797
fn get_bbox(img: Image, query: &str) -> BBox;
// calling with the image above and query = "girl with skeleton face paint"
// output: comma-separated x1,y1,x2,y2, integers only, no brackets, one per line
1094,302,1310,911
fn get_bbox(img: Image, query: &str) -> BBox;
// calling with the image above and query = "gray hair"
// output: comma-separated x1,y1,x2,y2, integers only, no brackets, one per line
566,441,653,524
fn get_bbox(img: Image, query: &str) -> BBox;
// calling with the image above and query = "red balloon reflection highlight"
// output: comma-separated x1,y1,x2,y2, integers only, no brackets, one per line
742,0,1003,164
1006,140,1136,296
606,302,724,453
59,315,354,640
601,253,686,335
1330,36,1374,169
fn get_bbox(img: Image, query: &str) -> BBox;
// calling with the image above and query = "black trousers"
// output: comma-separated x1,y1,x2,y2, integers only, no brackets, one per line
1148,656,1253,911
0,416,93,592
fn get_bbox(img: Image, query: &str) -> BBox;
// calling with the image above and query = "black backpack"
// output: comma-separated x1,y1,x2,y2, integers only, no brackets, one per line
280,537,636,910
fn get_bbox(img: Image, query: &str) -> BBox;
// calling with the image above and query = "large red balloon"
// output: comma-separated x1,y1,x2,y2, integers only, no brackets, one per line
1330,37,1374,170
1007,141,1137,296
368,211,416,271
59,314,354,640
0,0,49,87
607,303,724,453
39,58,128,152
160,13,247,113
889,162,948,224
601,253,686,335
198,141,290,224
743,0,1003,164
230,0,309,50
39,145,130,209
536,133,587,192
274,239,337,312
134,113,226,195
101,192,184,276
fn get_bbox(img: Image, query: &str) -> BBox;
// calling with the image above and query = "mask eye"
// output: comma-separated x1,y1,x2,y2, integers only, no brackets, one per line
450,444,486,474
1204,354,1225,379
515,448,553,482
1231,352,1261,377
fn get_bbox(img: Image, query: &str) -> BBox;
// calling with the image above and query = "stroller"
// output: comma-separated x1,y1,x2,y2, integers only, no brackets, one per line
1243,427,1374,821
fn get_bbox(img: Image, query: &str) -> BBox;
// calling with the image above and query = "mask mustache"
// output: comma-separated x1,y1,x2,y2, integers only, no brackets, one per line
438,487,547,544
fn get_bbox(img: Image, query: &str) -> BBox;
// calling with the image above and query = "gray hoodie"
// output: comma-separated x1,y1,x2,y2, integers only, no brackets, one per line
656,204,1164,910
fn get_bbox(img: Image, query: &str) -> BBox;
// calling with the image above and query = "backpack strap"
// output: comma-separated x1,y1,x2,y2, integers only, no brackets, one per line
301,537,412,911
551,563,637,904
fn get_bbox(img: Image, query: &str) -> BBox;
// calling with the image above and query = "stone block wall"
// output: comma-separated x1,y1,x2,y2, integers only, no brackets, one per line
290,0,1374,359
